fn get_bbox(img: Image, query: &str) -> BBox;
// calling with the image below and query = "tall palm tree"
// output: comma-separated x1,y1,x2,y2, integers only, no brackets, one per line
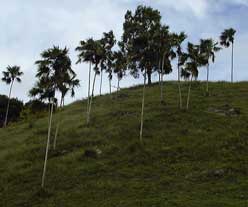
113,43,127,97
34,46,74,188
220,28,236,83
183,43,206,110
76,38,104,124
200,39,221,93
1,66,23,127
172,32,187,108
100,31,116,96
76,38,95,119
155,25,174,103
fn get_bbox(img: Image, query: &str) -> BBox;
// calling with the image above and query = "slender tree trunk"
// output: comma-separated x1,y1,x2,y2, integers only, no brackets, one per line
41,96,55,188
109,79,112,97
177,63,182,109
53,95,63,150
147,70,152,85
160,53,165,103
231,42,234,83
100,69,103,96
160,74,164,103
206,64,209,93
186,76,193,110
116,77,120,98
158,58,161,86
87,72,97,125
140,70,147,143
86,62,92,119
3,81,14,128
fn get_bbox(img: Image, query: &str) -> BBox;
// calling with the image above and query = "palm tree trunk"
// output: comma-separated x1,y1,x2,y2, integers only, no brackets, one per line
109,79,112,97
3,80,14,128
186,75,193,110
140,69,147,143
177,64,182,109
42,96,55,188
116,77,120,98
206,64,209,93
86,62,92,119
147,70,152,85
100,69,103,96
231,42,234,83
87,71,97,125
53,95,63,150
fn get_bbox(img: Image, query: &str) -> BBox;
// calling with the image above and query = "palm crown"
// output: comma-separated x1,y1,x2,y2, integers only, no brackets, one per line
2,65,23,84
200,39,221,64
220,28,236,47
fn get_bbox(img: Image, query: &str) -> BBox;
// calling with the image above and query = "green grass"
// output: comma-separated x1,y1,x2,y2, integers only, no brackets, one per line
0,81,248,207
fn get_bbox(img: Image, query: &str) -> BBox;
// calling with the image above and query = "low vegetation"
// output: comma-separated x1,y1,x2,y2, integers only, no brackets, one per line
0,82,247,207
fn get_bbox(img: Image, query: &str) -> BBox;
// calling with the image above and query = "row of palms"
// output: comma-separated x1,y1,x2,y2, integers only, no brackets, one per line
1,5,236,188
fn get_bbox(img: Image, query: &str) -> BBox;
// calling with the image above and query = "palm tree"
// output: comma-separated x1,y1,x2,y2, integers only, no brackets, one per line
100,31,116,96
220,28,236,83
183,43,206,110
200,39,221,93
113,43,127,97
172,32,187,108
1,66,23,127
76,38,104,124
34,46,74,188
76,38,95,119
155,25,174,103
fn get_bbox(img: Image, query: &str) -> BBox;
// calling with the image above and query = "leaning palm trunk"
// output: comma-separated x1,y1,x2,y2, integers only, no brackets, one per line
53,97,63,150
177,64,182,109
206,64,210,93
99,69,103,96
231,42,234,83
140,70,147,143
87,72,97,125
186,76,193,110
41,97,55,188
86,62,92,119
3,81,14,128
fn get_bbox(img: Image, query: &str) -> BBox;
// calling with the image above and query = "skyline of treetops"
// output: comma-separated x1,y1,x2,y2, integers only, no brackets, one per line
1,5,238,105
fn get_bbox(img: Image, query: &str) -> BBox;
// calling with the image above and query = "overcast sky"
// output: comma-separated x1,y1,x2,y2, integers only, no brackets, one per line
0,0,247,104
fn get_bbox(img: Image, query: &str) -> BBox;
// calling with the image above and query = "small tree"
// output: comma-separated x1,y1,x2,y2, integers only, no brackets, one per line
99,31,116,96
182,43,206,109
200,39,221,94
172,32,187,108
154,25,175,103
86,40,104,125
1,66,23,128
220,28,236,83
76,38,95,119
113,42,127,97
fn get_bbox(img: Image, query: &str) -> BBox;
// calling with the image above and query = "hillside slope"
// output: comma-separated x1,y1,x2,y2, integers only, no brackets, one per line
0,82,248,207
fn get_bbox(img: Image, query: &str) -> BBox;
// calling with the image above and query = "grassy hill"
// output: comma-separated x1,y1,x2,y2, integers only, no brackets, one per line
0,81,248,207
